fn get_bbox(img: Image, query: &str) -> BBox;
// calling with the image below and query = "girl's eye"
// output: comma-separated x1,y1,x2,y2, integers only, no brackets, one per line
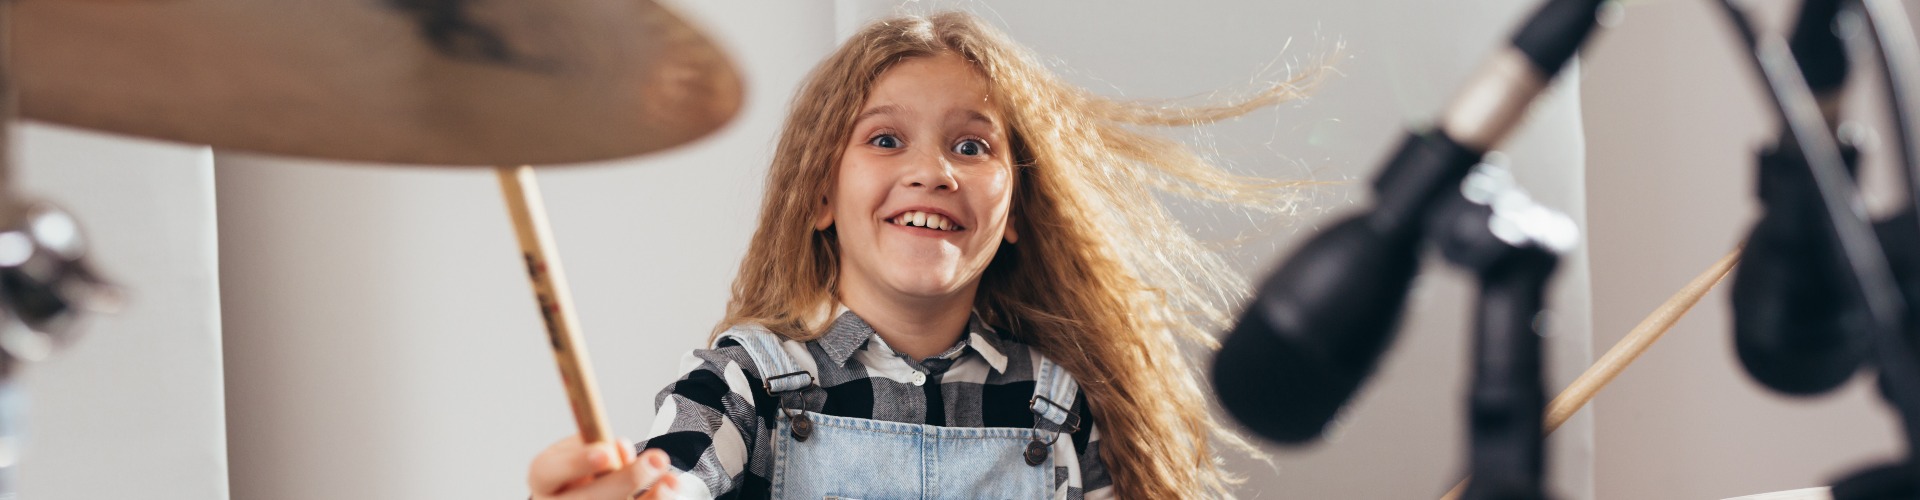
868,134,902,149
952,139,988,157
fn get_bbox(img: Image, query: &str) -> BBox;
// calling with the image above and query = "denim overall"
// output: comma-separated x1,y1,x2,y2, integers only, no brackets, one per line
717,327,1083,500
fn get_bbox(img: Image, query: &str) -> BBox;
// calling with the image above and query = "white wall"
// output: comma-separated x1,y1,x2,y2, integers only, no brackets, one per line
12,123,228,499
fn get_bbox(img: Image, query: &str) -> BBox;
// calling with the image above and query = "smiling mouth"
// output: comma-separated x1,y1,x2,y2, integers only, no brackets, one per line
888,210,964,232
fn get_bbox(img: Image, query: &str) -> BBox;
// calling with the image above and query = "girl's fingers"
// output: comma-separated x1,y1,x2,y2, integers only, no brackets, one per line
528,435,624,496
636,471,682,500
615,438,638,467
567,449,674,500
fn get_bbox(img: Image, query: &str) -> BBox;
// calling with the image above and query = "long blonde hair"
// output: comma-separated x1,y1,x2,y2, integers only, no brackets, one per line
719,12,1318,498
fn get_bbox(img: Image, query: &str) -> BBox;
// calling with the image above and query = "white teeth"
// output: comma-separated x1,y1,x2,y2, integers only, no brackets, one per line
891,211,960,231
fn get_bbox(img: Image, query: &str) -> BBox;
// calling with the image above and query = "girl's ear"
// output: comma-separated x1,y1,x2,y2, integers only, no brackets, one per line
1003,216,1018,244
813,195,835,231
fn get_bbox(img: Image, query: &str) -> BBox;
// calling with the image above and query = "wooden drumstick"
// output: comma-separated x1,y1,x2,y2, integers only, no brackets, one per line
497,165,614,446
1440,246,1743,500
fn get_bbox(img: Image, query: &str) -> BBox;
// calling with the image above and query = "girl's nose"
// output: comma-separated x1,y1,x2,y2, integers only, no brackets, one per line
901,148,958,191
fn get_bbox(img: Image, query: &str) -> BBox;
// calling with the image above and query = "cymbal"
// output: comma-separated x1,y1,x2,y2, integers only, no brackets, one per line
14,0,743,166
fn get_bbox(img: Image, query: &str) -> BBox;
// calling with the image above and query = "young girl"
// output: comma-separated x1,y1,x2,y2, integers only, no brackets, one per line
528,11,1312,499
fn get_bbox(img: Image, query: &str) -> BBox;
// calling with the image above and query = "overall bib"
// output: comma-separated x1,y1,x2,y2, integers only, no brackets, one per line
717,327,1083,500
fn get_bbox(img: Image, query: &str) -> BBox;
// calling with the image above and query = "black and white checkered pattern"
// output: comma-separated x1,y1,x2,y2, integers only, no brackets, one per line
639,310,1112,499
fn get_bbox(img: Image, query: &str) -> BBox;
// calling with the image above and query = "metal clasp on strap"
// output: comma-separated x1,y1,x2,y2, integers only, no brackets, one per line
1024,395,1081,466
1028,394,1080,433
765,370,817,442
762,370,815,395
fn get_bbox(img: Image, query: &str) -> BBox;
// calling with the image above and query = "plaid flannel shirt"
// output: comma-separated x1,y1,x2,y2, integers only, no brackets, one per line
639,310,1113,499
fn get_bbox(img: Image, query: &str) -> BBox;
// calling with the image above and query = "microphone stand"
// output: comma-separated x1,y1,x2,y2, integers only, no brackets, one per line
1834,1,1920,496
1716,0,1920,497
1433,164,1576,500
1837,0,1920,495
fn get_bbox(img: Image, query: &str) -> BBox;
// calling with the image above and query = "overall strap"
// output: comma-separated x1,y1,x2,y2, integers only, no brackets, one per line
1021,354,1083,466
714,325,815,394
1029,355,1081,432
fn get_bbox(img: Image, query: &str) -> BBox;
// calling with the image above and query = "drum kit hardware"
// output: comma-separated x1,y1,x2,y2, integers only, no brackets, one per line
1713,0,1920,495
1214,0,1920,498
0,0,1912,497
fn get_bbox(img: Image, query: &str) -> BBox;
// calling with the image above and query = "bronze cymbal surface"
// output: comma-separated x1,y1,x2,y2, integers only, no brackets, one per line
15,0,744,166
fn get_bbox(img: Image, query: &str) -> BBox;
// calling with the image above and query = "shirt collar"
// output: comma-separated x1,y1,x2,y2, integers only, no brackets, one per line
820,307,1011,374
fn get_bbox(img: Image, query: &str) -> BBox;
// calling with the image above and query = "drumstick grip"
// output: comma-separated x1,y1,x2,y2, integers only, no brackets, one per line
496,165,614,445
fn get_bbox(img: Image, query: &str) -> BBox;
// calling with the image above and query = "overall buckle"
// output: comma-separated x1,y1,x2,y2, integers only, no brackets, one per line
1024,395,1081,466
764,370,817,442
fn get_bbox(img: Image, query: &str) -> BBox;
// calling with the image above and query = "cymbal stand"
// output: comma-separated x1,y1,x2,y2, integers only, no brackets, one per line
0,3,23,496
0,3,122,496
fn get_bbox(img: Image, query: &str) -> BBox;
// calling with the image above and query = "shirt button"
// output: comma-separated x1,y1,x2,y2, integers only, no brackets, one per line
910,371,928,386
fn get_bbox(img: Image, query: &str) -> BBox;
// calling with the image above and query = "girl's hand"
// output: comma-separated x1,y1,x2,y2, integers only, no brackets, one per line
529,435,682,500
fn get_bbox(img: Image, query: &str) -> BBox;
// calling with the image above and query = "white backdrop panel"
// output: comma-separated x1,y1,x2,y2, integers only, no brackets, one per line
14,123,228,500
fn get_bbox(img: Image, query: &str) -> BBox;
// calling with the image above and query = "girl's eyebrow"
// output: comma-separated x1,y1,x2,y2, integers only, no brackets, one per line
854,104,997,132
853,104,902,124
958,110,997,129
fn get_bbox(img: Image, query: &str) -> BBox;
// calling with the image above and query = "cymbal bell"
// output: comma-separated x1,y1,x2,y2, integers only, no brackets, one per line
14,0,744,166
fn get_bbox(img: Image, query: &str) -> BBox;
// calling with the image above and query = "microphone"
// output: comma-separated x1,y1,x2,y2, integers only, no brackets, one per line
1213,0,1605,443
1729,0,1872,396
1731,145,1874,395
1215,132,1470,443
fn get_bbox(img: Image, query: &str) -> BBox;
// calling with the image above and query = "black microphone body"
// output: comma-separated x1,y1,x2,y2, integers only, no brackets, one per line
1730,0,1871,396
1733,143,1874,395
1789,0,1850,96
1215,131,1475,443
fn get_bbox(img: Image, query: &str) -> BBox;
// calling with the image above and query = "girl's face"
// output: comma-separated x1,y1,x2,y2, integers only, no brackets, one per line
817,52,1018,305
